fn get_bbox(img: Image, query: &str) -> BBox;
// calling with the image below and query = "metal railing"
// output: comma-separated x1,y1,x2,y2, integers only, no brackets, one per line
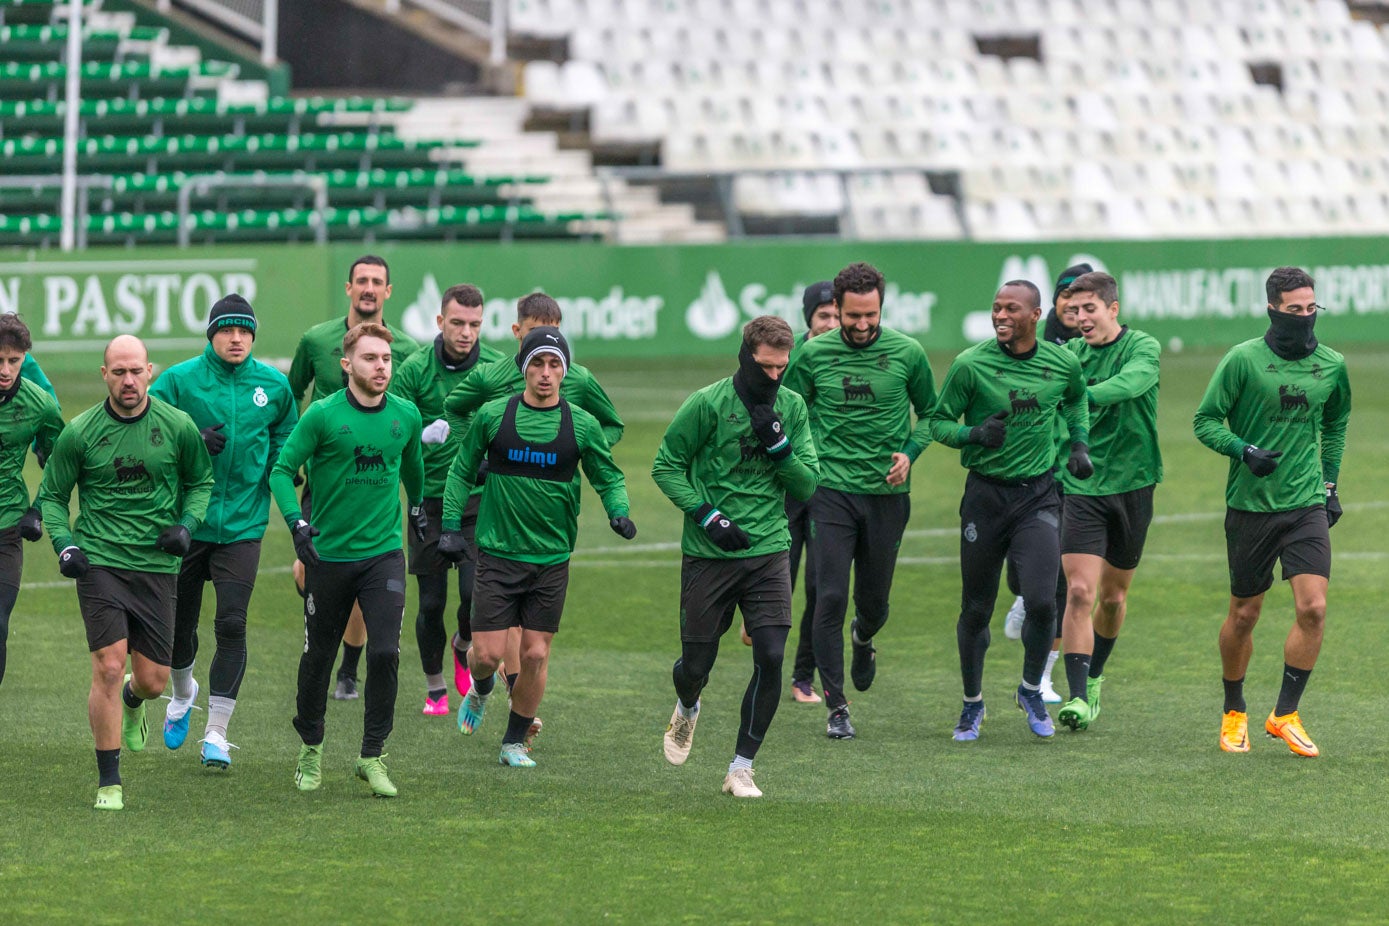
155,0,278,66
382,0,505,65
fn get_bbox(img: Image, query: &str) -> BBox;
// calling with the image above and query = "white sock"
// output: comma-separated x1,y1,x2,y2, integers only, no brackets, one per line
1043,649,1060,681
1020,679,1041,692
677,699,699,720
172,665,196,702
205,696,235,740
728,755,753,774
963,694,983,703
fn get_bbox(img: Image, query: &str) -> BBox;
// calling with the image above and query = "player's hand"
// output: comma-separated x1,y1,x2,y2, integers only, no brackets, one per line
609,516,637,540
200,423,227,456
156,524,192,557
1066,442,1094,480
408,504,429,542
421,419,450,444
292,519,321,567
968,410,1009,449
58,545,89,579
1242,445,1282,478
695,504,751,552
1326,483,1342,528
748,405,792,461
886,452,911,487
18,506,42,542
437,530,468,563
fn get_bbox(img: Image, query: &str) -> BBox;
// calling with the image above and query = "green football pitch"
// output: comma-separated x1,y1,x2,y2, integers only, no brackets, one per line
1,343,1385,924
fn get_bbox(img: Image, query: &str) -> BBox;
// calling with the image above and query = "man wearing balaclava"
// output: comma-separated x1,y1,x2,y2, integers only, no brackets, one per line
1194,266,1352,759
1042,262,1092,345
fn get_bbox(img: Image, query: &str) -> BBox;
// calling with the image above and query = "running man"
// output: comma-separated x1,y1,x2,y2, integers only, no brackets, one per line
148,295,298,767
0,315,64,689
782,261,936,739
928,280,1090,742
653,316,819,797
1195,266,1350,757
388,283,504,715
38,335,214,810
288,254,421,701
272,322,424,797
1052,272,1162,731
442,327,635,768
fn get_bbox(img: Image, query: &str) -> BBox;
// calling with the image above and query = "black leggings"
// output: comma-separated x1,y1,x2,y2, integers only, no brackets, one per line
0,581,17,687
414,565,477,677
673,625,789,761
172,541,260,700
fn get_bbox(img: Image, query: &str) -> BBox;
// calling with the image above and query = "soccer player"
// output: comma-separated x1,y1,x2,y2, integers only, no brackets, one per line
148,295,298,767
288,255,421,701
441,327,634,768
388,283,504,715
1051,272,1162,731
787,280,838,704
0,315,64,689
271,323,425,797
1194,267,1350,757
782,262,937,739
928,280,1090,742
38,335,214,810
652,315,818,797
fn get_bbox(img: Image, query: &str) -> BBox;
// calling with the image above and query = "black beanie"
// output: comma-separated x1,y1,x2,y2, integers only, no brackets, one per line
801,280,834,326
516,325,570,376
206,293,257,340
1052,263,1093,308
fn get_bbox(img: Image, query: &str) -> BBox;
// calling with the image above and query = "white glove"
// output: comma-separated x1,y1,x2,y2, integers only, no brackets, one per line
421,419,450,444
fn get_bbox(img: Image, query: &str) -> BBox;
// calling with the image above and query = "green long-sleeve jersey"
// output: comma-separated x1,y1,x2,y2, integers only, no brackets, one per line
269,389,423,562
781,326,936,495
1060,327,1163,496
442,354,625,450
652,377,818,559
442,396,630,566
38,397,214,574
388,336,506,498
929,338,1089,481
149,344,299,543
0,378,63,529
20,353,60,412
288,316,421,405
1193,337,1350,513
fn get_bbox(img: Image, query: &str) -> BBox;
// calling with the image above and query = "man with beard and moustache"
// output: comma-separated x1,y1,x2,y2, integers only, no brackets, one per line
1195,267,1350,758
38,335,214,810
652,316,819,798
271,323,425,797
928,281,1090,742
289,256,421,702
389,284,505,716
782,262,937,740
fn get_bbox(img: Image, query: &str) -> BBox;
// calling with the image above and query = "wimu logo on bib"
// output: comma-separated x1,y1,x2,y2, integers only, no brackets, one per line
507,446,558,468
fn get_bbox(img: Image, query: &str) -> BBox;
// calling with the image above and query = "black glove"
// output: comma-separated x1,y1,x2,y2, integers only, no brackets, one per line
200,423,227,456
1326,483,1342,528
292,519,321,567
609,516,637,539
18,506,42,542
1242,445,1282,478
694,503,750,552
292,472,305,487
156,524,192,557
749,405,792,462
35,445,49,468
437,530,468,563
475,459,489,486
1066,441,1094,480
408,504,428,542
58,545,89,578
968,411,1009,449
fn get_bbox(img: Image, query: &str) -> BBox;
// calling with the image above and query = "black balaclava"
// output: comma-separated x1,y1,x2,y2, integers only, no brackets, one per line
732,340,780,411
1264,307,1318,360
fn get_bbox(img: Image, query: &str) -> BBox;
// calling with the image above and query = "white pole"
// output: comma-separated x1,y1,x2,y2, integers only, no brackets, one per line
59,1,83,252
491,0,505,66
262,0,278,66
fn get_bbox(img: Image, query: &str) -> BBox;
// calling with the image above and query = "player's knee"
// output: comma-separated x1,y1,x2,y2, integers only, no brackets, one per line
1096,587,1126,618
1228,601,1262,633
213,611,247,645
92,652,127,688
132,665,169,698
815,586,849,620
1066,577,1097,613
1295,598,1326,630
958,603,991,634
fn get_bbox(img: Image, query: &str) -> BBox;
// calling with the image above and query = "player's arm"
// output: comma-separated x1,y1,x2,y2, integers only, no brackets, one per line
1320,362,1352,485
287,335,313,406
37,422,84,552
926,358,978,450
578,417,631,521
1060,357,1090,447
901,346,939,461
1087,336,1160,406
269,405,320,526
442,361,493,422
266,380,300,481
579,372,626,448
781,349,815,407
176,417,215,531
399,408,425,506
650,392,710,515
30,398,64,486
441,407,492,529
1192,351,1250,458
773,396,819,502
20,354,60,412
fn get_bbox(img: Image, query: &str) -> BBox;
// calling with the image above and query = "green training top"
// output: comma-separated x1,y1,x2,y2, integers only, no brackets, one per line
38,397,214,574
20,353,60,412
928,338,1089,481
1193,337,1351,513
1060,327,1163,496
442,395,630,566
0,378,63,530
149,343,299,543
269,389,424,562
651,377,819,559
442,354,625,450
288,316,421,405
781,326,936,495
388,336,506,499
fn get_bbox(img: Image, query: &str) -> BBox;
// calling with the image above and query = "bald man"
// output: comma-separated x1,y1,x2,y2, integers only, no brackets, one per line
38,335,214,810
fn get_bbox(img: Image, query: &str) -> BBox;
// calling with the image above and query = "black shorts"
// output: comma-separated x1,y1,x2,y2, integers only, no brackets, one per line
1060,486,1155,570
1225,504,1331,598
471,552,569,634
180,538,262,586
680,551,792,644
77,567,178,664
408,495,480,576
0,527,21,589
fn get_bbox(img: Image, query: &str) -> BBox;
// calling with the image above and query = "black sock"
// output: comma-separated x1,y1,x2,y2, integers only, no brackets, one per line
427,687,446,700
121,681,143,710
96,748,121,787
1064,652,1091,701
503,710,533,745
338,643,363,679
504,672,519,694
472,671,495,697
1275,664,1313,716
1222,676,1246,713
1090,632,1117,677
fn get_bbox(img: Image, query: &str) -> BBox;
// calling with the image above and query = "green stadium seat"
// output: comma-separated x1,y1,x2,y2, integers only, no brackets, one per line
0,60,238,101
0,24,166,62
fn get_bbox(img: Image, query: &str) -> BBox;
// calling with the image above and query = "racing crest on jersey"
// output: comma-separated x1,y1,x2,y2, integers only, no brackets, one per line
353,444,386,473
1309,362,1324,379
1009,388,1041,414
253,386,269,407
876,354,891,371
391,419,402,440
149,425,164,446
842,375,876,402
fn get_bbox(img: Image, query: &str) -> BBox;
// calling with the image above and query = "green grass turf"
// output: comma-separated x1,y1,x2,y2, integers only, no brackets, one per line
1,343,1386,925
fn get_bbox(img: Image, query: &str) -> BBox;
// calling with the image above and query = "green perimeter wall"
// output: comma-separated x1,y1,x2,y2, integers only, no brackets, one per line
4,236,1389,373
